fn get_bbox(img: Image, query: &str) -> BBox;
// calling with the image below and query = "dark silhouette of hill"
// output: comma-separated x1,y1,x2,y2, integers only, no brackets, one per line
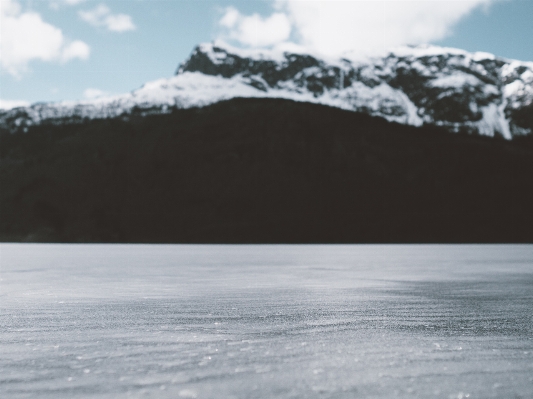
1,98,532,243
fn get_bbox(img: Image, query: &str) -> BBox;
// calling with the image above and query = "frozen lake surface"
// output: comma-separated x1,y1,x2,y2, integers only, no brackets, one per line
1,244,532,398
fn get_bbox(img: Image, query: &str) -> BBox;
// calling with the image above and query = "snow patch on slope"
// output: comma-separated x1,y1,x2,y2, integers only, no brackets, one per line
431,73,482,88
477,103,511,139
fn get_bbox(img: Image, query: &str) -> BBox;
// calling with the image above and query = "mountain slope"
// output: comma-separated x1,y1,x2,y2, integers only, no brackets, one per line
2,98,532,243
1,42,532,138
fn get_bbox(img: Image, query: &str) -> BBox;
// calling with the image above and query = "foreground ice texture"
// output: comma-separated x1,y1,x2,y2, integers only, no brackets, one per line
1,244,532,398
1,42,532,138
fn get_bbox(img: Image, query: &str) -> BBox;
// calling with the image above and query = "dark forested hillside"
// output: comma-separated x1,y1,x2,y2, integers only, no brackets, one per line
1,98,532,243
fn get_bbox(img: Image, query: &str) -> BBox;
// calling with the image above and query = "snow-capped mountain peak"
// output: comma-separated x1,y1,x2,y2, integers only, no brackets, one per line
2,41,532,139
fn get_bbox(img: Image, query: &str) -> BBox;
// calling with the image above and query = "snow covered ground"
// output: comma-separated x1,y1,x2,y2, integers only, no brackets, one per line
1,244,533,398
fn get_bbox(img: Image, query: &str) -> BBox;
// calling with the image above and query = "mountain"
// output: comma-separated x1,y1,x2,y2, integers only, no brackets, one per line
1,98,532,243
1,42,532,138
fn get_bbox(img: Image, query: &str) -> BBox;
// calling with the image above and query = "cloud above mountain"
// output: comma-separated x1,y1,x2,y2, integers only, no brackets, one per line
219,0,496,56
79,4,136,32
219,7,291,47
0,0,90,77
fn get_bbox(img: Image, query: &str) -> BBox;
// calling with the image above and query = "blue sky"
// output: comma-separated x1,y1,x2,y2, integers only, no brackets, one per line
1,0,532,106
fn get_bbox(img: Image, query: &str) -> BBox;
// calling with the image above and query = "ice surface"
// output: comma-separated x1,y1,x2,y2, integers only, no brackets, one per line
1,244,533,399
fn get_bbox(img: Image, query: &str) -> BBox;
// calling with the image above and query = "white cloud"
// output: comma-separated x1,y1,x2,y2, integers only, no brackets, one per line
83,88,108,99
79,4,136,32
220,0,496,56
219,7,240,28
0,0,90,77
219,7,291,47
61,40,91,63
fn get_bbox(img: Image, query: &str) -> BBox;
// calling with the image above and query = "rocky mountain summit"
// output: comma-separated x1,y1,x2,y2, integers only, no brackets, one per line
2,41,532,138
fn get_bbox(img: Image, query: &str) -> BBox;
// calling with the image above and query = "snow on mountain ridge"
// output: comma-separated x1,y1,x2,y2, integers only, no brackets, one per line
1,41,532,139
